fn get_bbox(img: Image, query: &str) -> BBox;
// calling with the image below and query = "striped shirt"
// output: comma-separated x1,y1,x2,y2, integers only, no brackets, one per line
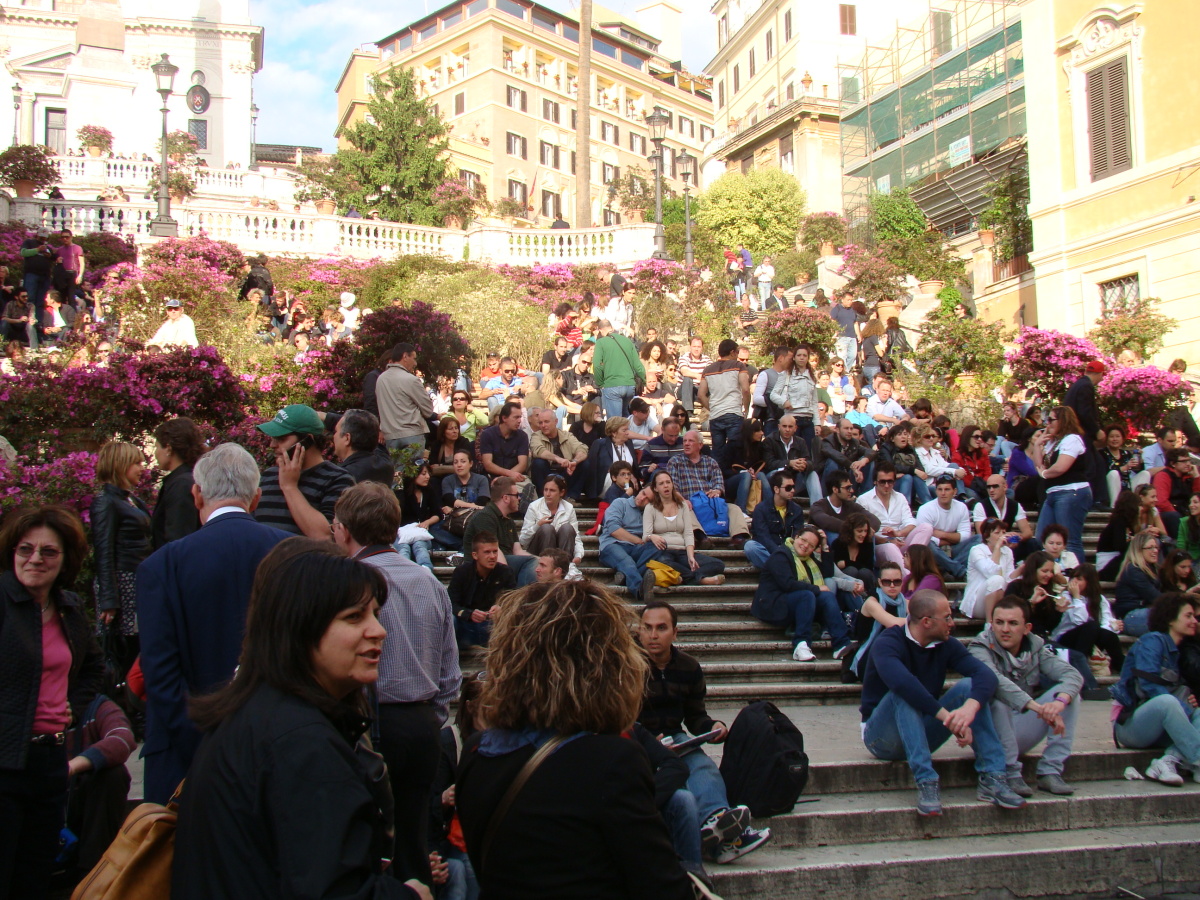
255,462,355,535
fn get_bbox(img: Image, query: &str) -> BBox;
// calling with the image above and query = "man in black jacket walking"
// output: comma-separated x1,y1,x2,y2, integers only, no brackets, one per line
1064,360,1107,504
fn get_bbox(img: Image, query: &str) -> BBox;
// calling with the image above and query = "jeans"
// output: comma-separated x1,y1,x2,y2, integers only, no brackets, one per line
601,384,636,419
1113,694,1200,766
670,738,730,823
991,689,1080,776
758,587,850,652
395,539,433,571
455,616,491,649
823,459,874,496
428,523,461,551
835,336,857,373
1123,607,1151,638
929,534,982,580
757,281,772,306
761,468,822,504
895,474,931,507
862,365,881,383
530,457,588,499
598,540,661,596
1036,486,1092,562
743,540,772,570
726,473,752,513
439,846,480,900
863,678,1006,783
662,789,704,870
658,549,725,585
23,271,49,349
385,434,426,456
0,742,68,900
507,553,537,586
709,413,744,473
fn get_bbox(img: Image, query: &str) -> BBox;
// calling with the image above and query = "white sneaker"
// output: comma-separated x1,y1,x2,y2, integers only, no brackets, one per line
792,641,815,662
1145,755,1185,786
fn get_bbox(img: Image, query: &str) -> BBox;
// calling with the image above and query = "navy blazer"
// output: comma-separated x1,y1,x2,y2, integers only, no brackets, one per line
136,510,290,803
751,544,833,623
749,499,806,556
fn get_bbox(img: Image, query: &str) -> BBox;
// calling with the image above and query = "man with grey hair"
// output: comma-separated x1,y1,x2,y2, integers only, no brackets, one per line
136,443,291,803
328,408,392,486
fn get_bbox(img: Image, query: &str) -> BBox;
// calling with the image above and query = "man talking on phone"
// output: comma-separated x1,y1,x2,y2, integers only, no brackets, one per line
255,404,355,538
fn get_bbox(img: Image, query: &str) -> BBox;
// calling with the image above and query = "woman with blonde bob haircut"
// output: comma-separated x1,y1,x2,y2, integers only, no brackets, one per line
455,580,693,900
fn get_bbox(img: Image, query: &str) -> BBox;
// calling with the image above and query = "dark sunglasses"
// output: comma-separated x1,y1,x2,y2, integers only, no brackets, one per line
875,478,895,485
879,578,903,586
780,485,795,492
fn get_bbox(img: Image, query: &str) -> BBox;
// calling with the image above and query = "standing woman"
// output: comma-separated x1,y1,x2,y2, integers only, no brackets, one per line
858,319,888,383
89,441,152,676
0,505,101,900
768,344,818,448
151,417,206,549
1032,406,1093,562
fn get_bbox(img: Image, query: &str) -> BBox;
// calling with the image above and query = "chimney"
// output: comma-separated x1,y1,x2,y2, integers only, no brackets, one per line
635,0,683,63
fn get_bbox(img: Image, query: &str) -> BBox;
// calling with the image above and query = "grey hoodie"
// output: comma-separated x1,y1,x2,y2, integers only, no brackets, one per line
966,625,1083,711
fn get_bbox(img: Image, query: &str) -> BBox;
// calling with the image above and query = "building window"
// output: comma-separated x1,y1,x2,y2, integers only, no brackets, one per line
748,49,756,78
604,208,621,225
601,121,619,144
765,30,774,62
44,109,66,155
718,80,725,109
1086,57,1133,182
461,170,480,192
442,9,463,28
541,190,561,218
466,0,486,13
543,99,560,123
740,155,753,175
507,180,528,207
497,0,526,20
571,109,578,129
593,37,618,59
718,14,728,46
571,151,576,173
602,163,620,184
507,85,527,112
678,116,695,138
418,23,436,42
540,141,561,168
786,82,794,101
733,65,740,93
1099,275,1140,317
779,133,794,174
700,125,714,142
931,10,954,57
188,118,209,150
841,76,861,104
454,92,465,116
506,132,528,159
630,132,646,155
784,10,793,42
563,22,579,41
532,8,557,33
839,4,857,35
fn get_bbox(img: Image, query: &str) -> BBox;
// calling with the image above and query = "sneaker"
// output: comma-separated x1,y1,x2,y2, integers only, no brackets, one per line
1037,774,1075,795
792,641,816,662
700,806,751,856
977,772,1027,809
638,577,656,605
915,780,942,816
714,826,772,864
1146,755,1185,786
1007,775,1034,798
611,571,626,586
831,643,852,660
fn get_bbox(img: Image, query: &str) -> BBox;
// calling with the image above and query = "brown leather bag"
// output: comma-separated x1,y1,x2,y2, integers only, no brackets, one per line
71,789,180,900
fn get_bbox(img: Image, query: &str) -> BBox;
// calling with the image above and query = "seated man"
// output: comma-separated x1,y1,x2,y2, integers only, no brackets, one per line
637,601,771,866
967,596,1083,797
643,416,686,479
665,430,751,548
866,379,909,433
481,357,524,413
446,531,516,649
529,409,589,498
627,397,660,454
744,471,806,570
858,462,934,572
533,547,571,583
809,469,882,546
974,475,1041,563
478,401,530,486
915,475,982,580
860,589,1026,816
821,417,876,494
598,484,661,603
461,475,538,586
761,414,822,502
629,723,706,881
64,695,134,879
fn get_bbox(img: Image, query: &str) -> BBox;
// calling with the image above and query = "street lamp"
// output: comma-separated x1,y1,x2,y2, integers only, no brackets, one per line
644,105,670,260
149,53,179,237
11,84,21,147
677,148,695,268
250,103,259,170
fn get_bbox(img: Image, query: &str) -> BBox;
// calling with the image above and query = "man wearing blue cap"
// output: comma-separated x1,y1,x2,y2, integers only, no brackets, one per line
255,404,355,537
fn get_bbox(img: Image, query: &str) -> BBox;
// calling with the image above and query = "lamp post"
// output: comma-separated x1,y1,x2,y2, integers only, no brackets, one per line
11,84,20,147
250,102,259,170
149,53,179,238
644,105,670,260
677,148,695,268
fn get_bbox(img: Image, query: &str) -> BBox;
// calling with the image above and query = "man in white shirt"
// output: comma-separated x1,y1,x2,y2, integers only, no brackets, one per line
866,381,909,428
915,475,981,579
859,462,934,573
973,476,1041,561
627,397,659,451
149,298,199,349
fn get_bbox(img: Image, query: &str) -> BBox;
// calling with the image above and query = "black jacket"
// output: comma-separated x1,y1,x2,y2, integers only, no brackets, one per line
1064,375,1100,439
1114,566,1161,619
341,450,394,486
878,441,919,477
819,433,875,471
761,434,812,473
173,683,415,900
749,498,806,556
89,483,153,611
630,723,690,810
447,561,516,618
152,465,201,550
0,571,103,768
237,264,274,301
752,543,834,623
638,646,716,738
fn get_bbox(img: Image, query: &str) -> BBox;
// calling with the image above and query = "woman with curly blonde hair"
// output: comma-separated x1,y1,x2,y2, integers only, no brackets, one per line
455,580,693,900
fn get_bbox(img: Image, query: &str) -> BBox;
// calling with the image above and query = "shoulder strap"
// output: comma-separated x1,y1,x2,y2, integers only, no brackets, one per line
480,735,565,870
616,335,638,370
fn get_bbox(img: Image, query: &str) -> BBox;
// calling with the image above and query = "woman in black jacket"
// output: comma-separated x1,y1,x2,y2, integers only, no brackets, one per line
173,539,432,900
455,580,693,900
0,505,101,900
151,417,206,549
398,460,445,572
1115,532,1164,637
89,441,152,675
1097,490,1141,581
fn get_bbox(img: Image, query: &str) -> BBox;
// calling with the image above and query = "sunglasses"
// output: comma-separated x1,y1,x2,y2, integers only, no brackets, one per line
453,396,469,401
780,485,795,492
879,578,902,586
503,369,517,375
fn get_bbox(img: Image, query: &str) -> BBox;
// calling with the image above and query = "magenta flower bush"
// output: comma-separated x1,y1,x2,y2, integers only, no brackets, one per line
630,258,687,294
1098,366,1192,432
494,262,603,309
1006,328,1108,400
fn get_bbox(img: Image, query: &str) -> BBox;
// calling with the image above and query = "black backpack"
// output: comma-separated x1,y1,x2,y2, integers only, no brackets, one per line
718,701,809,817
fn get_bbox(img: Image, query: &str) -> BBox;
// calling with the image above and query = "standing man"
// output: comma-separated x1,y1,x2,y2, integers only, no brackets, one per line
829,293,862,373
137,443,290,803
333,482,461,885
19,227,54,349
149,298,199,349
593,319,645,419
753,256,774,311
698,339,750,472
329,409,393,486
598,484,661,602
752,347,794,433
737,244,753,300
915,475,981,579
1065,360,1107,504
53,228,86,301
377,342,434,455
461,475,538,585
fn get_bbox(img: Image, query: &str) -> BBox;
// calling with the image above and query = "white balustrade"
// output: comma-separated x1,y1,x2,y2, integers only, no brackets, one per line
340,220,464,261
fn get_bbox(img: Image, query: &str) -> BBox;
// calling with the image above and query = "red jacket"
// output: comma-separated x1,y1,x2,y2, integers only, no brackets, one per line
1152,468,1200,516
952,446,992,483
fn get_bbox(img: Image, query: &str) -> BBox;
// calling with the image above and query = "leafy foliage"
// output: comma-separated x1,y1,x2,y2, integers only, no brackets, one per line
159,130,200,158
614,166,663,216
1087,298,1177,361
76,125,113,151
839,245,906,304
799,212,848,254
753,306,840,364
977,163,1032,264
0,145,61,191
1098,366,1192,432
884,231,967,285
76,233,137,287
292,156,345,204
664,220,725,274
869,189,927,242
913,310,1008,387
694,168,806,259
432,177,490,228
771,249,818,289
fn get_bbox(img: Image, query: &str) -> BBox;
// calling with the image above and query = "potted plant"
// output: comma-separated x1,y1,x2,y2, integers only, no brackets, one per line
753,306,840,365
799,211,848,257
77,125,114,157
433,177,489,230
978,165,1032,263
293,156,342,214
1086,297,1177,362
839,244,906,309
615,167,657,224
0,144,61,198
913,308,1008,395
883,231,965,294
148,164,197,202
159,129,200,162
494,197,525,222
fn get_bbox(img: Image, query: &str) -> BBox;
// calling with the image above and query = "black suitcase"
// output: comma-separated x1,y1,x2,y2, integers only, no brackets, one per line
718,700,809,817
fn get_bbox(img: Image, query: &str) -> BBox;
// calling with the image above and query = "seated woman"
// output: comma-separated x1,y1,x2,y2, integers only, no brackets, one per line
726,418,768,514
447,389,488,444
643,470,725,586
1135,483,1171,544
1160,548,1200,595
1102,423,1140,506
1007,427,1042,510
585,416,636,499
1040,524,1079,578
844,397,879,449
1050,562,1126,676
1110,593,1200,786
878,423,931,508
639,340,669,382
397,460,448,571
1179,493,1200,563
831,513,878,597
751,524,852,663
848,561,907,678
951,424,992,500
1005,551,1063,639
172,539,433,900
429,416,472,480
568,401,604,451
1097,490,1142,581
519,475,583,571
1115,533,1164,637
913,423,968,493
901,544,946,599
960,518,1015,620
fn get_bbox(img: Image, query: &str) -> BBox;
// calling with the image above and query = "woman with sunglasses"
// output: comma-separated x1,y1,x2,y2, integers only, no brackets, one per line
827,359,855,416
952,424,992,501
446,390,487,444
1031,406,1092,562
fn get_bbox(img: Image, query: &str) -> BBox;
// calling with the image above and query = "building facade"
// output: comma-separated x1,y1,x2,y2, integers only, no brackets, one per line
2,0,262,168
336,0,713,227
1023,0,1200,368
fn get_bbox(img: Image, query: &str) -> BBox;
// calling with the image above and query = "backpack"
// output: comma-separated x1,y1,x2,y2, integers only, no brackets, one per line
71,791,180,900
689,492,729,537
718,701,809,817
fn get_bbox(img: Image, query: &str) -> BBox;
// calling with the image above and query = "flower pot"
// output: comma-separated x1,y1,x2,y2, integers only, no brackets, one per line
86,145,103,157
315,198,336,215
875,299,903,322
169,191,186,205
12,179,35,198
444,214,461,230
626,209,644,223
918,279,945,295
819,241,835,257
953,372,983,398
978,228,995,248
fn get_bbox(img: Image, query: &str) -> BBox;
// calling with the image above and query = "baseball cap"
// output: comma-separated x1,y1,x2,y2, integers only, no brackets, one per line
339,291,357,308
257,404,325,437
1085,360,1107,374
165,298,182,308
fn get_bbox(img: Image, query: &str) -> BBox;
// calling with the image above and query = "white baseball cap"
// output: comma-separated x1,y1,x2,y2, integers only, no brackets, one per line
339,291,356,308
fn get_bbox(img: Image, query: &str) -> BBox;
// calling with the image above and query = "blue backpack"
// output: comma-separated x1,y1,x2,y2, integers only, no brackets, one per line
689,491,729,537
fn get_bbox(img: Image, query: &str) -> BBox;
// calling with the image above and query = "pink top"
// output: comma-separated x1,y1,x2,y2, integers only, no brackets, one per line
55,243,85,271
33,611,72,735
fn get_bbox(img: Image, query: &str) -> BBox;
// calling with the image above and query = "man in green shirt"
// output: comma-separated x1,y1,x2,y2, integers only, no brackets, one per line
592,319,645,420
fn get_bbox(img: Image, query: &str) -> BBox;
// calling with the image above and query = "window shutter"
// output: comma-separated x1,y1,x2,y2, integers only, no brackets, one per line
614,125,619,144
1087,57,1132,182
521,90,527,112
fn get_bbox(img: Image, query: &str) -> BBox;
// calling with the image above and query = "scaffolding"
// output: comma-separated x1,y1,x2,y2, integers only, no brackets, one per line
837,0,1024,235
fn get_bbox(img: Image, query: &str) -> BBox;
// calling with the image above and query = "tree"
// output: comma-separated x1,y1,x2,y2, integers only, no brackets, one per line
694,168,806,258
575,0,593,228
869,188,927,242
334,67,450,225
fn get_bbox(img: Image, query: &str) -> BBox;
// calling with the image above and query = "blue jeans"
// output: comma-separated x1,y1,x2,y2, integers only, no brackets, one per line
896,474,931,507
598,540,661,596
670,738,730,823
428,523,461,551
726,472,752,513
1036,485,1092,561
600,384,635,419
758,587,849,652
395,539,433,572
761,468,822,504
439,846,480,900
757,281,772,307
23,272,49,349
823,459,874,496
1114,694,1200,766
1123,607,1151,638
662,789,703,870
743,539,772,570
710,414,744,473
835,336,857,373
507,553,537,586
454,617,491,649
929,534,982,580
863,678,1007,783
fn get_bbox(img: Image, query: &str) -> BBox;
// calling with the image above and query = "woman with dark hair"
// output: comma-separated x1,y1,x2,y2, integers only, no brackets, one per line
1115,533,1164,636
901,544,945,598
1135,483,1170,540
726,418,767,513
1031,406,1093,560
952,424,992,500
1005,550,1062,638
1110,593,1200,786
668,402,691,433
831,513,877,596
1102,423,1140,505
769,345,819,448
1097,490,1143,580
0,505,101,900
1160,548,1200,595
1179,493,1200,562
430,416,472,480
878,423,930,507
447,389,487,444
961,518,1015,620
639,340,669,380
1050,562,1126,675
398,461,447,571
151,417,206,549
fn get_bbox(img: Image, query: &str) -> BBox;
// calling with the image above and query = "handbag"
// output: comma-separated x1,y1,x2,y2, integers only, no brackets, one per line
447,507,478,538
689,491,729,537
646,559,683,588
70,783,183,900
746,476,763,511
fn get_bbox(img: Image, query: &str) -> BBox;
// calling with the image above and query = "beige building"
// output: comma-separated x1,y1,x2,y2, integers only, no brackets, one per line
1022,0,1200,367
335,0,713,227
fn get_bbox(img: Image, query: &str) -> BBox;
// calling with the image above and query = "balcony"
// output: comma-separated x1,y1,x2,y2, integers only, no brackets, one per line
993,253,1031,282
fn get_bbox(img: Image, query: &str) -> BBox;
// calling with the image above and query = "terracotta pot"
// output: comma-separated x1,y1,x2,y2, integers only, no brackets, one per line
12,179,35,198
978,228,995,248
315,198,336,215
954,372,983,398
819,241,835,257
875,299,903,322
169,191,186,205
444,214,461,230
918,279,945,295
86,145,103,157
626,209,644,223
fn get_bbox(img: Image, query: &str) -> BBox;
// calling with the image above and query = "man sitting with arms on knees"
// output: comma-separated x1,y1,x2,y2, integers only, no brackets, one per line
744,470,806,570
598,484,661,602
533,547,571,584
860,589,1027,816
761,414,821,502
446,531,515,649
529,409,589,498
915,475,981,580
666,430,752,547
637,601,772,866
967,596,1083,797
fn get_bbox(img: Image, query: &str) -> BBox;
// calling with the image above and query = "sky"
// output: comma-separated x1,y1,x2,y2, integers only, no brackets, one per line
250,0,717,152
